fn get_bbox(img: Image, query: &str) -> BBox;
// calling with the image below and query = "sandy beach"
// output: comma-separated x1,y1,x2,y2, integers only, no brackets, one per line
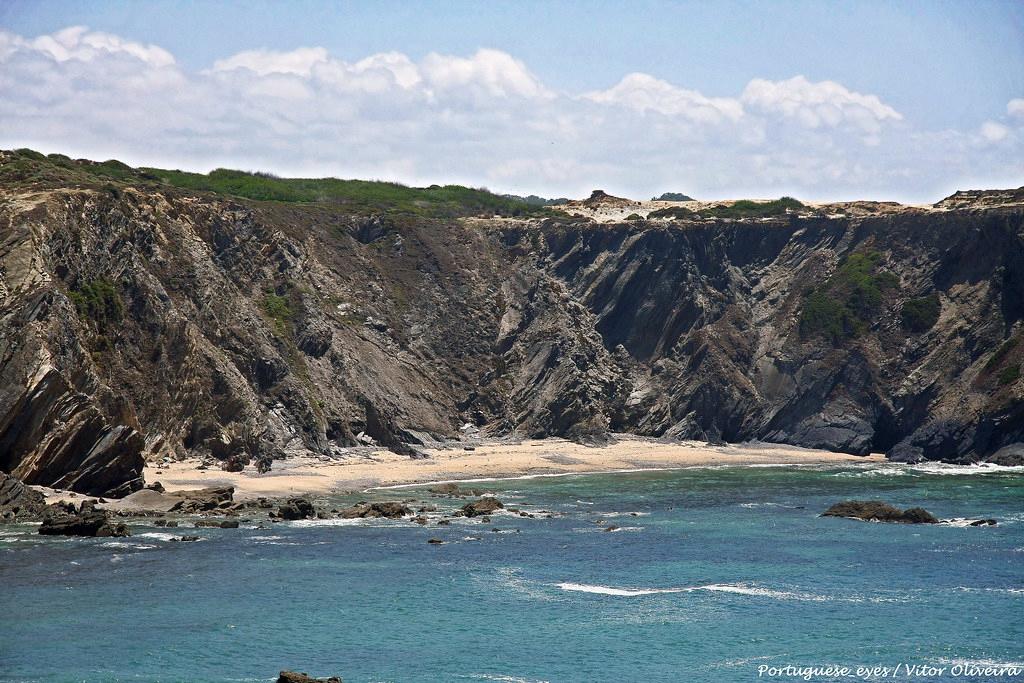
143,438,885,499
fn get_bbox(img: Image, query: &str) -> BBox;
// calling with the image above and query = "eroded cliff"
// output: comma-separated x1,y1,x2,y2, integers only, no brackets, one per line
1,150,1022,494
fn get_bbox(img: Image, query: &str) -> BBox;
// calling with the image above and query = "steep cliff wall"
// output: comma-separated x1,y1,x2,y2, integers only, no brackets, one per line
1,153,1022,494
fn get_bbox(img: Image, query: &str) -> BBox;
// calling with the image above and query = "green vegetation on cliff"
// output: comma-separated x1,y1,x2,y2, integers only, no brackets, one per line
800,250,898,344
901,294,941,332
0,148,550,219
704,197,804,219
68,279,124,328
648,197,804,220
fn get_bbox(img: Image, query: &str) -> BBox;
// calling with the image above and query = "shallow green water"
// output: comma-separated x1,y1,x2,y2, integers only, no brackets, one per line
2,462,1022,682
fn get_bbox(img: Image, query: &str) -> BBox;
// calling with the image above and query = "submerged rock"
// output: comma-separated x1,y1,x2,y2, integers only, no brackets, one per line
821,500,938,524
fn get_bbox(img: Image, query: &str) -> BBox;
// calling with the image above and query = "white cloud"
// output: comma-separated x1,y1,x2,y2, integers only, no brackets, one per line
741,76,902,134
211,47,328,77
27,25,175,66
585,73,743,124
1008,98,1024,119
980,120,1010,143
0,26,1019,202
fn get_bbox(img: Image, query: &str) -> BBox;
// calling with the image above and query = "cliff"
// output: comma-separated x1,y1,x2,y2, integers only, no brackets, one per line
1,150,1022,495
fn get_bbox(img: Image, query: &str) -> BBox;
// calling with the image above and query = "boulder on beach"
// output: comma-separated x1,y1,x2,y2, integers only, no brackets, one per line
338,501,412,519
111,485,235,514
462,497,503,517
277,671,342,683
274,498,316,520
821,500,938,524
38,501,131,537
169,486,236,512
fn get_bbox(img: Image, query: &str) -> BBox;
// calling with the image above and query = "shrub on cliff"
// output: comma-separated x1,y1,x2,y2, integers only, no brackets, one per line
68,279,124,328
901,294,941,332
799,250,898,344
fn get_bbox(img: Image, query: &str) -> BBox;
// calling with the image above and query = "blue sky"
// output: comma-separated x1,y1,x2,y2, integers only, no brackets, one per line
1,1,1022,201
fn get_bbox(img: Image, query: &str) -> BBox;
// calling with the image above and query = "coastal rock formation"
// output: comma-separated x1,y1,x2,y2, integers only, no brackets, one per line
338,501,411,519
276,671,342,683
1,151,1022,494
275,498,316,520
821,500,939,524
0,472,47,521
38,500,131,536
462,497,504,517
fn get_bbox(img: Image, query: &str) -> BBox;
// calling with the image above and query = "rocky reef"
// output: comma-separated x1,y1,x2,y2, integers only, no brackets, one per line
1,150,1022,495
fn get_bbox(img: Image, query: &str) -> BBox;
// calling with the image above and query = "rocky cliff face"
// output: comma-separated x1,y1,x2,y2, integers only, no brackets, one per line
1,153,1022,494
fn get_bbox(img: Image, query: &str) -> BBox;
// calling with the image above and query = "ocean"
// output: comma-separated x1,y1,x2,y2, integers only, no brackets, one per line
2,462,1022,682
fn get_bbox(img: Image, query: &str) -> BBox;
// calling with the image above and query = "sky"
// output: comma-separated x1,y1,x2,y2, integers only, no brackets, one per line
0,0,1022,202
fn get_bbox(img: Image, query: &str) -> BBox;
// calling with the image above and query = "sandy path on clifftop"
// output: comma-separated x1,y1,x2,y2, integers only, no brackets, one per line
143,438,884,499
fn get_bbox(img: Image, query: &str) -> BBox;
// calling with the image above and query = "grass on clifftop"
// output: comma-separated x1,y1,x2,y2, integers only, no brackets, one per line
0,148,551,219
648,197,804,220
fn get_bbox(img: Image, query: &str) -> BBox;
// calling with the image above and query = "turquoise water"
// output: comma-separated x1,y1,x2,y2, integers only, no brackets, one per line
2,462,1023,683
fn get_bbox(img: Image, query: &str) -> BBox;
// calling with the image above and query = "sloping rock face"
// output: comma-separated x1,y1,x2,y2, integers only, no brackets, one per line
0,471,47,521
1,176,1022,494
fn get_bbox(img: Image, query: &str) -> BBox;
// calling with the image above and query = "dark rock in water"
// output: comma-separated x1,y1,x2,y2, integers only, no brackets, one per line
604,525,619,532
0,472,47,522
821,500,938,524
275,498,316,520
277,671,342,683
462,497,503,517
38,501,131,537
969,518,998,526
338,501,411,519
428,483,461,496
172,535,200,542
194,519,240,528
427,538,444,544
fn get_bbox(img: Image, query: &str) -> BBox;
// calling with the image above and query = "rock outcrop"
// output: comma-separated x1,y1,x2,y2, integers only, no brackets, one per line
38,501,131,536
461,497,504,517
338,502,411,519
277,671,342,683
274,498,316,520
821,500,939,524
1,151,1022,495
0,471,47,521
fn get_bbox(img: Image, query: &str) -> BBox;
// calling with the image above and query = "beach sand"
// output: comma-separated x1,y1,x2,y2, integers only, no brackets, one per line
142,438,885,499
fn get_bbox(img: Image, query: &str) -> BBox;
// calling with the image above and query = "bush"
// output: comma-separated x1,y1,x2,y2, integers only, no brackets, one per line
799,250,896,344
998,365,1021,385
652,192,694,201
901,294,941,332
647,206,695,219
702,196,804,219
625,213,643,221
263,293,293,328
800,291,857,343
69,279,124,328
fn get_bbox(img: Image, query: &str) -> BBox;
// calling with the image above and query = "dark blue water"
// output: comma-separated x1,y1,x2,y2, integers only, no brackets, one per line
2,463,1022,683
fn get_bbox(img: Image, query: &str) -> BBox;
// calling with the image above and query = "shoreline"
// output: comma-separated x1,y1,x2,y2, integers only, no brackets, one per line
141,437,886,500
